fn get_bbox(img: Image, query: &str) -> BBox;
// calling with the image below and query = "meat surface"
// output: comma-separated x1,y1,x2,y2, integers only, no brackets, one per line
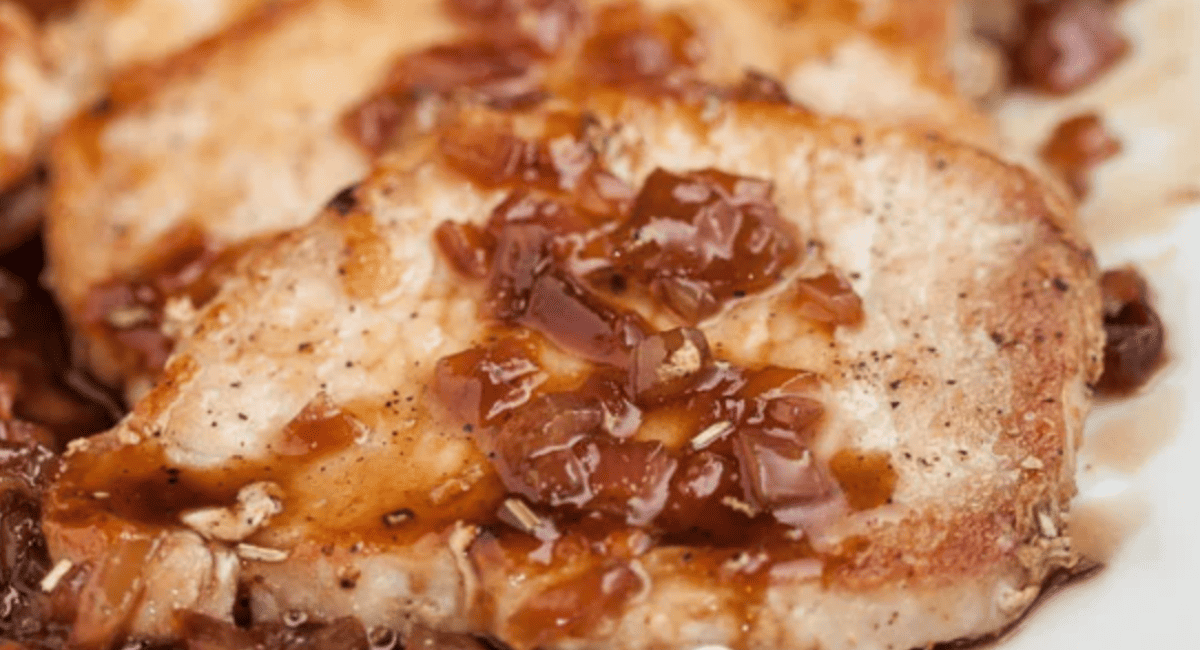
0,0,271,192
43,96,1102,650
42,0,996,394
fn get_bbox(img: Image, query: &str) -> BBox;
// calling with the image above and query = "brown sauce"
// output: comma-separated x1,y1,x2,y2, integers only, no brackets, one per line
49,396,360,531
422,112,883,643
80,227,262,384
827,450,897,511
346,1,799,156
1040,112,1122,200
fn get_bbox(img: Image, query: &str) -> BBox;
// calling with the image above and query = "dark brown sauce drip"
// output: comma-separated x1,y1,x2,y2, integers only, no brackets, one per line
80,228,258,383
1010,0,1131,95
1095,267,1165,396
50,396,358,530
1040,112,1122,200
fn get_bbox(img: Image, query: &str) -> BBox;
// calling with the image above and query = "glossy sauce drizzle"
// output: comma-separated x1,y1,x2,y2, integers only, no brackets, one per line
426,116,878,643
344,0,799,155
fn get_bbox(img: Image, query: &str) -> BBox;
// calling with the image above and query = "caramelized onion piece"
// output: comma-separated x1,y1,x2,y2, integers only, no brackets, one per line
628,327,711,406
440,113,596,193
0,260,114,442
575,368,641,439
1040,112,1122,200
523,272,648,366
657,450,753,544
345,40,544,154
434,221,492,279
613,168,800,322
1015,0,1129,95
386,41,542,102
485,199,563,321
434,335,545,427
581,3,704,92
1097,268,1165,396
584,437,677,525
492,393,605,507
82,236,215,376
793,272,864,328
764,394,825,431
491,394,674,524
734,428,834,510
447,0,586,54
81,228,250,380
483,193,648,364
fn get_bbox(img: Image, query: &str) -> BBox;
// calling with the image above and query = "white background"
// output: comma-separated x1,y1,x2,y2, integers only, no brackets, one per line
997,0,1199,647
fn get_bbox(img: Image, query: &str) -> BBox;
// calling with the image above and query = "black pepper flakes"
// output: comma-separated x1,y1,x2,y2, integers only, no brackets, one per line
327,183,360,216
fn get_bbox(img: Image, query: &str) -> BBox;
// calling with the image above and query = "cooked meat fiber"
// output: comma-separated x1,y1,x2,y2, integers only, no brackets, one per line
0,0,272,190
42,0,995,393
44,97,1102,650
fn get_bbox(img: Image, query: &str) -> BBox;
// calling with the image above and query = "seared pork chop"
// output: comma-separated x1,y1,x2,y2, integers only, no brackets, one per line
42,0,995,393
44,95,1101,650
0,0,272,189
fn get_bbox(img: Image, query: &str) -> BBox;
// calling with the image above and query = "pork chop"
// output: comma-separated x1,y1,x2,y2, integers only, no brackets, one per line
42,0,995,394
0,0,272,191
44,95,1102,650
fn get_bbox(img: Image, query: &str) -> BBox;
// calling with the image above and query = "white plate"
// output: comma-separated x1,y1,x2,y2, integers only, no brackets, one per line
995,0,1199,647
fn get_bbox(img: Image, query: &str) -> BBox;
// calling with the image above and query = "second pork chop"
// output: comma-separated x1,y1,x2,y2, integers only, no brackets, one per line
45,94,1100,650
